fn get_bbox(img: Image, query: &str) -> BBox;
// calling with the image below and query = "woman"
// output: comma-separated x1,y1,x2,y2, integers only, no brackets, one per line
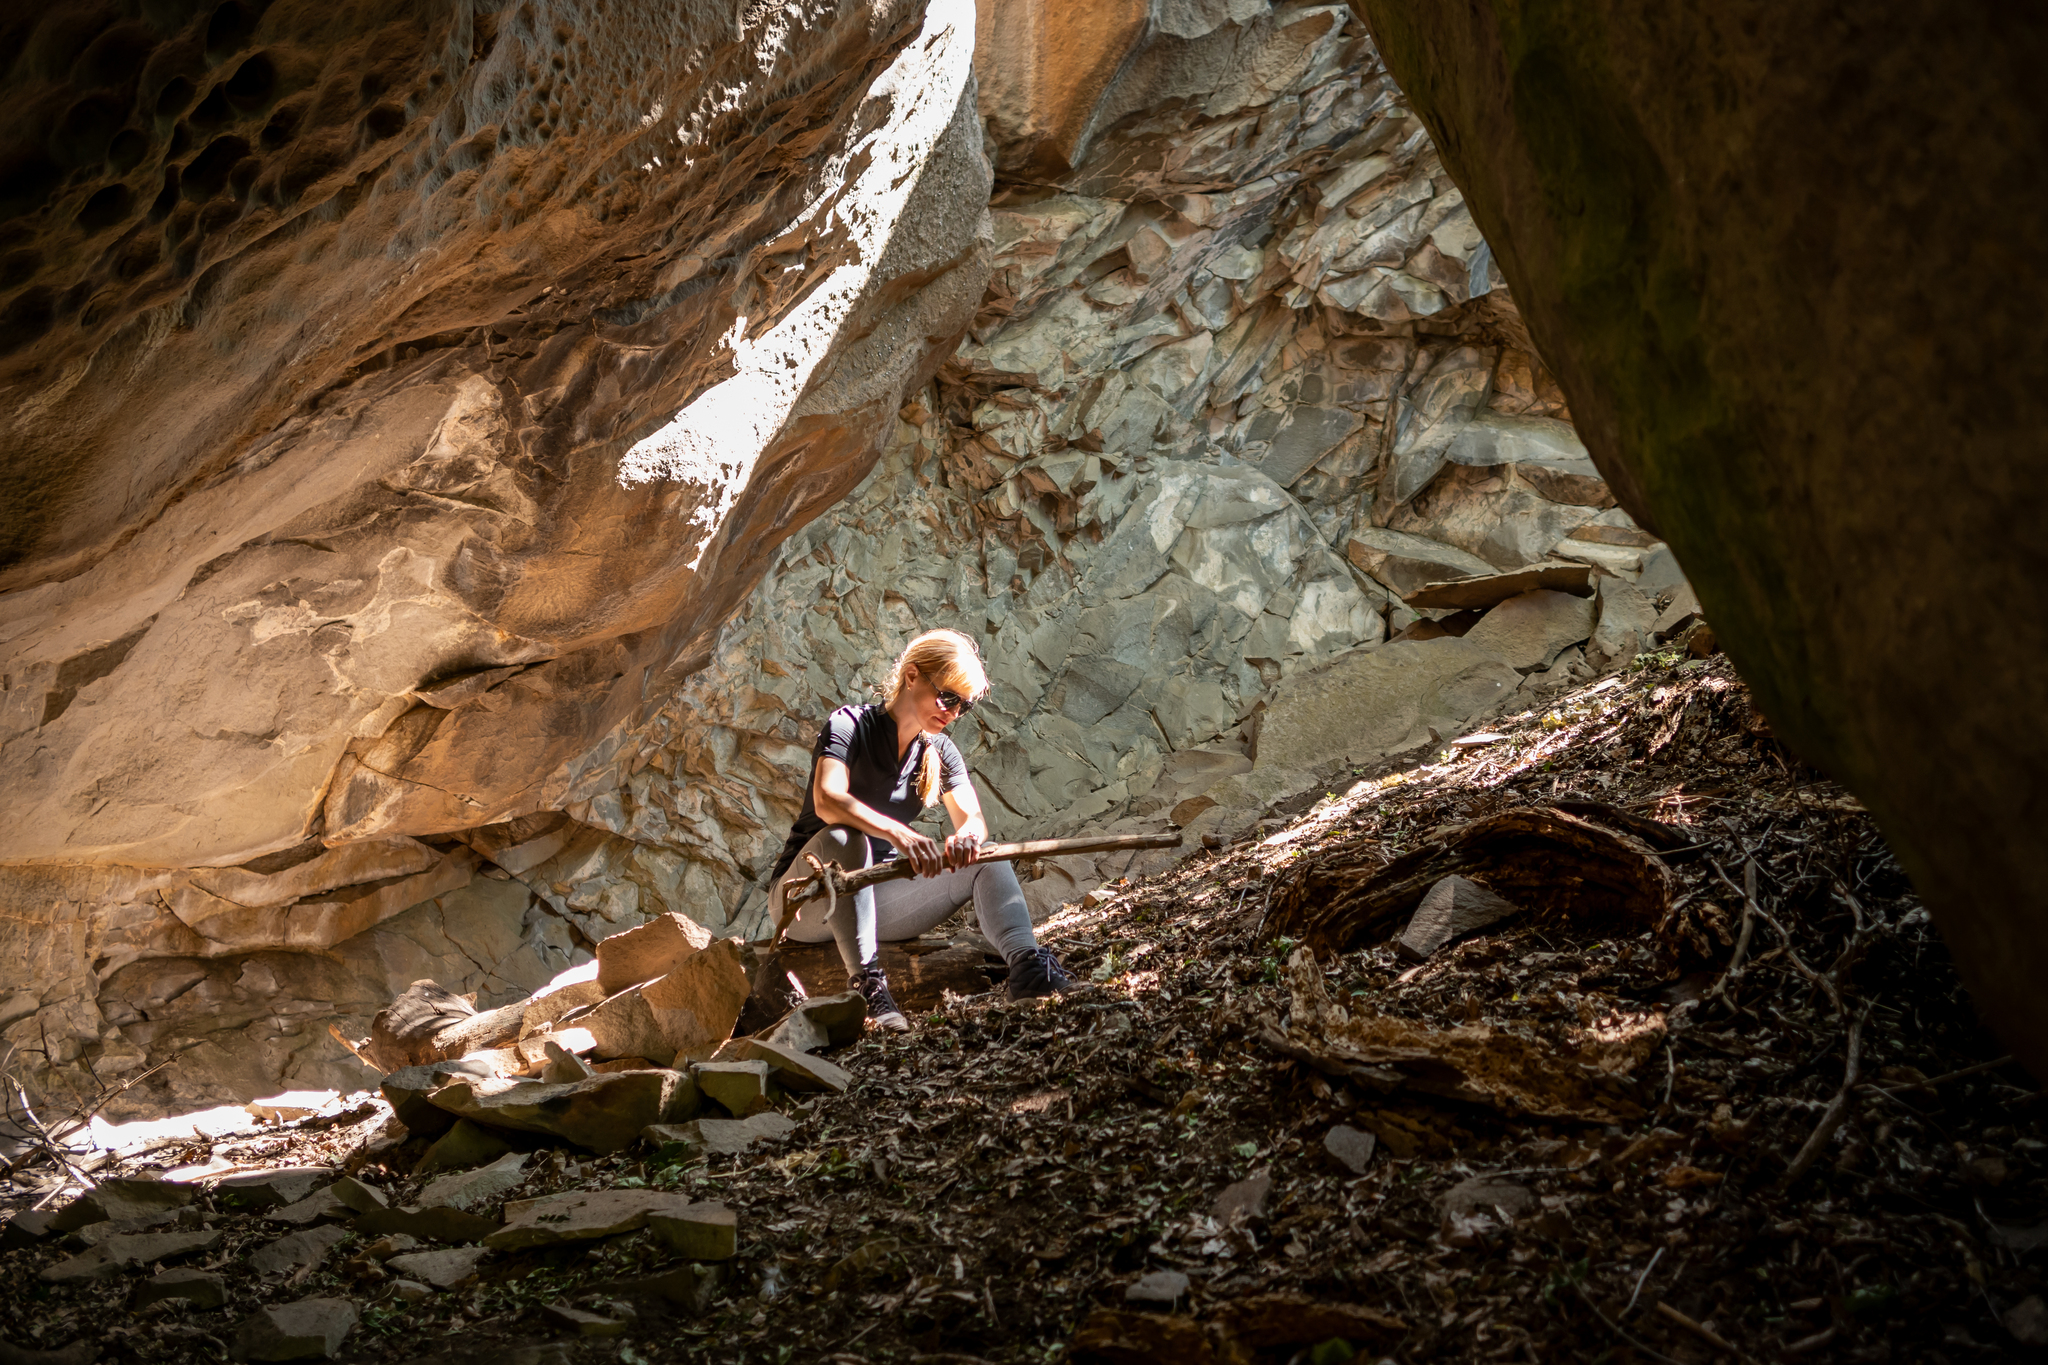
765,629,1075,1030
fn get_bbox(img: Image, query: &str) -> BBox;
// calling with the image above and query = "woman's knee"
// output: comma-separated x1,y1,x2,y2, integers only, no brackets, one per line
972,859,1026,900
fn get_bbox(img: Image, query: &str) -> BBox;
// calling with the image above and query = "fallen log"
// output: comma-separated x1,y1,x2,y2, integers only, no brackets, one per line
772,832,1181,935
1268,806,1674,954
364,980,526,1072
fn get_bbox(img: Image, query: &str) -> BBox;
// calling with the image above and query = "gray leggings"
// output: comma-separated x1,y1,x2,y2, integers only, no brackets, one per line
771,825,1039,974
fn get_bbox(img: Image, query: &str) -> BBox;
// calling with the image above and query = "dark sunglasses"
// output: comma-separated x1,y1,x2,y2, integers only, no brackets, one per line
933,686,976,714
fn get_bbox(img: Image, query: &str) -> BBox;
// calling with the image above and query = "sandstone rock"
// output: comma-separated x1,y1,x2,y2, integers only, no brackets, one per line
763,992,868,1053
1348,529,1499,598
486,1190,730,1253
1254,639,1522,776
214,1169,334,1213
1404,563,1595,612
351,1206,500,1245
381,1063,489,1138
1461,591,1598,672
694,1062,777,1118
711,1038,852,1094
1653,585,1704,641
1,1209,57,1250
359,1235,419,1261
1586,578,1660,673
41,1229,222,1283
540,1043,596,1086
50,1178,195,1233
1398,877,1525,961
131,1267,227,1311
1323,1125,1378,1175
265,1189,352,1227
415,1120,516,1177
519,962,606,1037
67,1207,189,1247
603,1262,722,1313
648,1204,740,1261
233,1298,359,1362
1213,1175,1272,1224
428,1070,696,1155
643,1113,800,1161
582,941,751,1065
327,1178,390,1215
417,1153,530,1212
390,1280,433,1306
596,914,717,995
249,1225,351,1276
385,1247,490,1290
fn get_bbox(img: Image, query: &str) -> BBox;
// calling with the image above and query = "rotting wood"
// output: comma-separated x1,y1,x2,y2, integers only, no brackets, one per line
1268,806,1674,953
365,980,524,1071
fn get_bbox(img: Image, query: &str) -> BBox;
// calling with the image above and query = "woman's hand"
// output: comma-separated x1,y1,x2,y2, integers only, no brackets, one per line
943,830,982,871
889,825,945,877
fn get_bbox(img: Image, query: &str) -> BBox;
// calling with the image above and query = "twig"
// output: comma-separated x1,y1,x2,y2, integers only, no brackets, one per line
1625,1246,1664,1315
1572,1284,1684,1365
1712,859,1843,1017
1782,1002,1872,1189
1859,1054,2016,1097
1655,1300,1739,1354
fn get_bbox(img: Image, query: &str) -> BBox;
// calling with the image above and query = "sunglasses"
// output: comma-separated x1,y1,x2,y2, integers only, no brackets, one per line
933,685,976,714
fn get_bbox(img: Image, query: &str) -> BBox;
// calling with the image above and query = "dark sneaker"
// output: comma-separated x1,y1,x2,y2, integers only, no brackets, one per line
850,965,909,1032
1006,946,1077,1001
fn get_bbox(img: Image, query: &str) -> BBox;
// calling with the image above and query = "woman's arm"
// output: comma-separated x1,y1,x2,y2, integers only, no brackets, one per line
939,782,988,871
812,756,944,876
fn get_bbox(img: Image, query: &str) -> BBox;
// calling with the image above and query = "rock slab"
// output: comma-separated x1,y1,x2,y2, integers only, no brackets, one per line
486,1191,732,1253
417,1151,530,1212
234,1298,359,1361
428,1069,696,1154
1398,876,1525,961
595,914,716,995
643,1112,798,1159
386,1246,490,1289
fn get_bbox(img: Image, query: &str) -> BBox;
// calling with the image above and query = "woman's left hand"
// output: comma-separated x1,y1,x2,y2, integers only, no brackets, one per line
943,831,982,870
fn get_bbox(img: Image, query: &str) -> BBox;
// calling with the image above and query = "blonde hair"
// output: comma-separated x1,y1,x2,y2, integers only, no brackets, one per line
881,629,988,805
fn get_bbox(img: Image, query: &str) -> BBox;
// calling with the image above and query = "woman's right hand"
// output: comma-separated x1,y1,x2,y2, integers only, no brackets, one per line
889,825,945,877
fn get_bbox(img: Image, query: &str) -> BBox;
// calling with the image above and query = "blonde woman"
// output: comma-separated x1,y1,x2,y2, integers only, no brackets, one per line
765,629,1075,1030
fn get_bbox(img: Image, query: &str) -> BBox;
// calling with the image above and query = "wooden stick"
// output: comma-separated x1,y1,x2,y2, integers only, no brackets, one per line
1782,1001,1872,1189
777,832,1183,909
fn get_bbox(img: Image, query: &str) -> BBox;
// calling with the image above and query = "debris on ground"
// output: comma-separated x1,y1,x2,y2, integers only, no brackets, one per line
2,651,2042,1363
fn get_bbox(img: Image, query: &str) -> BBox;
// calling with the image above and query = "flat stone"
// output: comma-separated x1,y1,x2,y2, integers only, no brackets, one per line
580,940,751,1066
214,1168,335,1212
1437,1178,1536,1246
41,1229,222,1283
69,1206,188,1246
1403,561,1594,611
381,1064,475,1138
595,913,716,995
50,1177,197,1233
415,1119,516,1175
642,1111,798,1161
417,1152,529,1211
540,1304,628,1337
694,1060,775,1117
249,1224,351,1275
132,1266,228,1310
428,1068,696,1155
233,1298,359,1361
352,1205,501,1244
1460,589,1597,671
1347,527,1498,597
1652,583,1702,640
601,1262,721,1312
1,1208,58,1249
761,1008,827,1053
1585,576,1658,673
486,1190,729,1252
390,1279,433,1304
1398,875,1525,961
359,1234,419,1260
646,1203,737,1261
1213,1174,1272,1224
385,1246,490,1289
266,1188,351,1226
1323,1125,1378,1175
1125,1270,1190,1305
1253,638,1521,775
329,1177,390,1213
763,991,866,1052
710,1037,851,1093
539,1041,594,1085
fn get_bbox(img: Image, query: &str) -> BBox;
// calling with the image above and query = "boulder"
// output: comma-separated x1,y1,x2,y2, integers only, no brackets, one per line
233,1298,359,1362
581,941,751,1065
486,1191,732,1252
417,1152,530,1212
428,1069,698,1154
1253,639,1522,775
1460,591,1598,671
694,1062,777,1117
711,1037,852,1094
385,1246,490,1290
1397,876,1526,961
643,1113,799,1161
1585,578,1659,673
415,1120,516,1176
595,914,717,995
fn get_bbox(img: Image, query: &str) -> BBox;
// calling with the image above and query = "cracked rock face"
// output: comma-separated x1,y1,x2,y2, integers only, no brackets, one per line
1348,1,2048,1074
0,0,1684,1115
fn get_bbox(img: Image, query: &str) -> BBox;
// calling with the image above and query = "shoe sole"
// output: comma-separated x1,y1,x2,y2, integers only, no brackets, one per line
871,1011,910,1032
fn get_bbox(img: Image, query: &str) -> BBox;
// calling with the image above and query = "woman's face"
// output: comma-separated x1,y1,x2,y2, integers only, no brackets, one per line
904,664,971,732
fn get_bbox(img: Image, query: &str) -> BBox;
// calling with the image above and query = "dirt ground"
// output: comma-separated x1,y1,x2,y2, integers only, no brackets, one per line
6,650,2044,1364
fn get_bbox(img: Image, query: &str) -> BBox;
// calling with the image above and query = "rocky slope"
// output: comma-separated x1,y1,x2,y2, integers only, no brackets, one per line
1346,1,2048,1077
0,0,1691,1116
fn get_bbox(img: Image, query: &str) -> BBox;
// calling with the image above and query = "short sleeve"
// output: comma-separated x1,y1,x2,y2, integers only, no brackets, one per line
815,706,861,766
936,735,971,792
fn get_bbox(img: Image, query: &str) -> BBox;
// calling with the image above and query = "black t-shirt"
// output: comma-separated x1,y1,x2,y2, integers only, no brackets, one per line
770,703,971,879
